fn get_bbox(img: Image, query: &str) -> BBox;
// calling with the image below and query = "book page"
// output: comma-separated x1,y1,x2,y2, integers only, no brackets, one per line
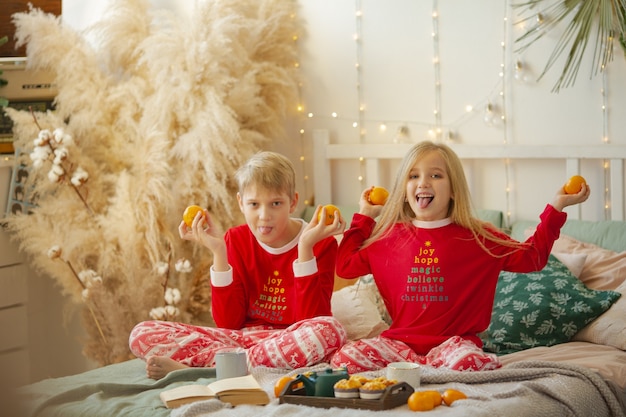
208,374,262,394
160,374,269,408
159,384,215,403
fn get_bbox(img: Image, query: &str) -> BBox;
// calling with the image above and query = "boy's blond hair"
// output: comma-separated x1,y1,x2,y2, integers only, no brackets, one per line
366,141,525,255
235,151,296,198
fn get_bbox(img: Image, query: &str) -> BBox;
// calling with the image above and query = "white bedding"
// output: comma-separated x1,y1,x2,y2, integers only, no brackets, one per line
500,341,626,392
171,360,625,417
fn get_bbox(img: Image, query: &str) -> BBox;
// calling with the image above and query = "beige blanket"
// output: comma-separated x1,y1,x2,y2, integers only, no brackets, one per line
171,361,625,417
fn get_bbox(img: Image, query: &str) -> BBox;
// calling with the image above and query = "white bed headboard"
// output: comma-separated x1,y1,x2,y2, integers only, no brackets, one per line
311,129,626,224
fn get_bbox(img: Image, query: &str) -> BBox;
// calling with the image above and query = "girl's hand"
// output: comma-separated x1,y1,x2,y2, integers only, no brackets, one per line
551,183,591,212
359,187,384,219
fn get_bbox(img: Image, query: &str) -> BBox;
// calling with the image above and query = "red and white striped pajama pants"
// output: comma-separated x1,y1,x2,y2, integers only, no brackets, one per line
129,316,347,369
330,335,501,373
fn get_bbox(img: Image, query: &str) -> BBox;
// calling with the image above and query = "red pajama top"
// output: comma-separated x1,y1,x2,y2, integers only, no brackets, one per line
336,204,566,354
210,219,337,330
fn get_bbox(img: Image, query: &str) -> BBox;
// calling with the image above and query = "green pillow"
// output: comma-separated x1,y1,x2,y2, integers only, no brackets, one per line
481,255,621,354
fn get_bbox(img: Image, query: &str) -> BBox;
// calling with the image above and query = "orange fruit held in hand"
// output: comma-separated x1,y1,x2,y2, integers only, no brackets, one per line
183,205,204,227
368,186,389,205
407,391,437,411
442,388,467,406
563,175,586,194
274,375,296,397
317,204,341,225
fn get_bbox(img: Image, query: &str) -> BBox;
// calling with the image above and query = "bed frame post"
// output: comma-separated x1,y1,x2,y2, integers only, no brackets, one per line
610,159,624,221
565,158,582,220
312,129,332,205
364,159,380,189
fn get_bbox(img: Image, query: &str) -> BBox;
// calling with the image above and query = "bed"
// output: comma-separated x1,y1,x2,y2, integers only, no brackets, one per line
12,132,626,417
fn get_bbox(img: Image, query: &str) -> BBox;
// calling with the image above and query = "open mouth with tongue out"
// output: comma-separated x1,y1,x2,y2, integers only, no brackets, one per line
416,193,434,209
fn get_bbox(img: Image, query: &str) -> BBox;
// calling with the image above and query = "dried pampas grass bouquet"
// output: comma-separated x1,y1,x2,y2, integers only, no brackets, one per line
5,0,299,365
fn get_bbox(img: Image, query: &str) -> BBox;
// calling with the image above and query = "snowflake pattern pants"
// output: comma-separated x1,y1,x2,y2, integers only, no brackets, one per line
128,316,347,369
330,335,501,373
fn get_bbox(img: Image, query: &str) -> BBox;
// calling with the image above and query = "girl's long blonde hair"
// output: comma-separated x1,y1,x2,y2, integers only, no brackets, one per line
365,141,526,255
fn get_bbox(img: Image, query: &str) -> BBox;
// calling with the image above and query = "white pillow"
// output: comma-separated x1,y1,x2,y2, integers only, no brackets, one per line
552,234,626,291
552,251,587,278
331,278,389,340
573,280,626,350
523,227,587,278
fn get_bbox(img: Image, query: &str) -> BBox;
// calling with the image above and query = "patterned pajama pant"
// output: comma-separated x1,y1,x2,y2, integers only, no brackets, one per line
330,335,501,373
128,316,347,369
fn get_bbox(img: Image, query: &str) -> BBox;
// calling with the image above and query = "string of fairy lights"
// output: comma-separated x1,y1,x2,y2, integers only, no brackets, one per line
355,0,366,186
432,1,442,139
600,34,612,219
602,65,611,219
501,2,512,224
293,1,613,220
291,10,311,207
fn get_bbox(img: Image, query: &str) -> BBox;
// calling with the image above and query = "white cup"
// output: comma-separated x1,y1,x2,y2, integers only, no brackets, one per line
386,362,421,388
215,350,248,380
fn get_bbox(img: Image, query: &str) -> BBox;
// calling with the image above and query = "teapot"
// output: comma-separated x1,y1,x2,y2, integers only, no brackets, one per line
294,367,349,397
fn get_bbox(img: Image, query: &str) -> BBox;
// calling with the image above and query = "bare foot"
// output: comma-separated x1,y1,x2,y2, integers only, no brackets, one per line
146,356,188,380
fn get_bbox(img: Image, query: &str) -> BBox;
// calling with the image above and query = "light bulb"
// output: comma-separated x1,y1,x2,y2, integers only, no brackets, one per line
514,60,532,83
393,126,410,144
536,13,544,25
484,103,495,126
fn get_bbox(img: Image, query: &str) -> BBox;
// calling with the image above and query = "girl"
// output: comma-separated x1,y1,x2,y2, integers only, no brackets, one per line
331,141,590,373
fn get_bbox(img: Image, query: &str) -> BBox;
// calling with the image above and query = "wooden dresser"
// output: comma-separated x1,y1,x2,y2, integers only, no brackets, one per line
0,224,29,386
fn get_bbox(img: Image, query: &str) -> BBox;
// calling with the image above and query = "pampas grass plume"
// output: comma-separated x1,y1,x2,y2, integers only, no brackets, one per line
6,0,299,365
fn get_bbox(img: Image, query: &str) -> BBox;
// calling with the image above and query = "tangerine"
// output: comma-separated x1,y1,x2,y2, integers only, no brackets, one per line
317,204,341,225
407,391,436,411
274,375,295,397
563,175,586,194
423,390,442,406
183,205,204,227
442,388,467,406
368,186,390,205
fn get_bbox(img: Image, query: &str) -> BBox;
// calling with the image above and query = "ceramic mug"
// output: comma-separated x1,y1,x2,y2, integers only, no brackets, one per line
386,361,421,388
215,350,248,380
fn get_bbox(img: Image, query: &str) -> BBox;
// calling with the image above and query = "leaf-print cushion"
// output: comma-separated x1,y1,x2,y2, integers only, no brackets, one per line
480,255,621,354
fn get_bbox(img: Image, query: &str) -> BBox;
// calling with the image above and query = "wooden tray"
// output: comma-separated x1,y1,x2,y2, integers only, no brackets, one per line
279,381,414,410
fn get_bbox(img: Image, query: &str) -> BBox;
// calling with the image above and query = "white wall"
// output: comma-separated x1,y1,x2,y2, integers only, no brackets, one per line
290,0,626,223
61,0,626,223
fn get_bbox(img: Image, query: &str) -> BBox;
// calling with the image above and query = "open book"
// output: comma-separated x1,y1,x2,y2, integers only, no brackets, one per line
160,374,270,408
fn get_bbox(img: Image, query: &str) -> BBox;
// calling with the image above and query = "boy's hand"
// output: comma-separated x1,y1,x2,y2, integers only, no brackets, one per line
302,205,346,240
178,209,225,252
551,183,590,212
179,210,229,271
359,187,384,219
298,205,346,262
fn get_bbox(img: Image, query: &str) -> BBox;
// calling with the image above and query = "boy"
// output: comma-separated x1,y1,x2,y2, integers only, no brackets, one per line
129,151,347,379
